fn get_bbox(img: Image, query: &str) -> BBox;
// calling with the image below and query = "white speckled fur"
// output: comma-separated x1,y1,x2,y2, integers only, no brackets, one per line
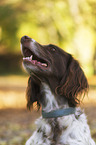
42,83,59,112
26,84,95,145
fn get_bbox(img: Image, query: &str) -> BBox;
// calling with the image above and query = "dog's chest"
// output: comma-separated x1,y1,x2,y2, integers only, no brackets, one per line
30,116,72,145
26,112,95,145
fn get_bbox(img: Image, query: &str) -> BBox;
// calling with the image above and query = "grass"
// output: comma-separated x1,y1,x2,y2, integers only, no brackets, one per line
0,75,96,108
0,75,27,109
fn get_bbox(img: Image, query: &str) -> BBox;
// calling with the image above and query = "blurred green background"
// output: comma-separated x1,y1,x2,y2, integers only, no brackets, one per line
0,0,96,76
0,0,96,144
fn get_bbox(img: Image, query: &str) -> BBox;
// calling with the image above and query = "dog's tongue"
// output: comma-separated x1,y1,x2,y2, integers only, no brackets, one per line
23,55,47,67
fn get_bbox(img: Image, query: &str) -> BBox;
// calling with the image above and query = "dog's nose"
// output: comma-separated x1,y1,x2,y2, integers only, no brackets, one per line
21,35,31,44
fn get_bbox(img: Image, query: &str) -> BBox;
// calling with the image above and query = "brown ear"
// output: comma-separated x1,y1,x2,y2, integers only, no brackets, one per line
26,76,41,110
57,57,88,107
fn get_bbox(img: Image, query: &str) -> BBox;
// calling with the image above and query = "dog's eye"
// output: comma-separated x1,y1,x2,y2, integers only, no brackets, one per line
50,47,56,52
48,44,56,52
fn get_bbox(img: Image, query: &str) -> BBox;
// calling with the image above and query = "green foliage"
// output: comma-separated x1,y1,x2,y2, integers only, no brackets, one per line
0,0,95,52
0,0,96,75
0,4,18,51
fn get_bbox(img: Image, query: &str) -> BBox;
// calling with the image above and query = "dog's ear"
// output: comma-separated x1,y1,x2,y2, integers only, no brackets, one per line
26,76,41,110
56,56,89,107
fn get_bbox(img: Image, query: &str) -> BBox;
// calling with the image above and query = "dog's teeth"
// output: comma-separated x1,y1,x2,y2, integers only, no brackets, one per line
29,55,33,60
23,55,33,61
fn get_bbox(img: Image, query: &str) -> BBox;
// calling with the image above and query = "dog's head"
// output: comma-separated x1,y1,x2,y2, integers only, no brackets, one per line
21,36,88,109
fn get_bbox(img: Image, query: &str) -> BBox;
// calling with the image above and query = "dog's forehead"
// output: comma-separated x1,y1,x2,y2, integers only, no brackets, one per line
44,44,63,52
48,44,59,48
43,44,58,48
43,44,69,57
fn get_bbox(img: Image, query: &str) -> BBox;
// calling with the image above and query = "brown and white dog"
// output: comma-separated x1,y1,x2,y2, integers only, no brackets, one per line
21,35,95,145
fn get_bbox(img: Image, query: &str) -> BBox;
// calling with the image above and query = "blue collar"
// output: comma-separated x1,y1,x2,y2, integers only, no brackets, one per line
42,107,76,118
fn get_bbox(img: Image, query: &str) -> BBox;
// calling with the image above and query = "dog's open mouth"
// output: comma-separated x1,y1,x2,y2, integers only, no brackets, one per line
22,47,48,68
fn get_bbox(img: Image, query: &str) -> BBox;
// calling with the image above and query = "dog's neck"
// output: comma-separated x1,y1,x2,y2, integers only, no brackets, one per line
41,83,68,113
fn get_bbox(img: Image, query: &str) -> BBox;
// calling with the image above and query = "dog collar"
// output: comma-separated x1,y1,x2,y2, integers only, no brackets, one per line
42,107,76,118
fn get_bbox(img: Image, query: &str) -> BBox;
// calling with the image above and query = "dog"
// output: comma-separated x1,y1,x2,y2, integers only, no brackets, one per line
21,35,95,145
